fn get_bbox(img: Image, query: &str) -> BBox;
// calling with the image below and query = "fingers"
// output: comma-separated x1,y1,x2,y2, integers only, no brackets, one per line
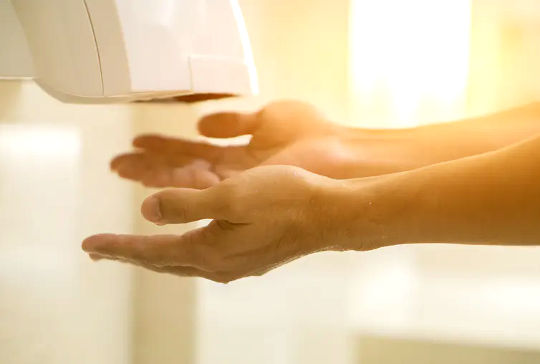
111,152,148,172
157,161,220,189
88,251,236,283
83,231,241,283
198,112,260,138
111,152,220,188
111,152,159,179
82,233,210,270
133,135,223,161
136,160,219,189
141,187,227,224
113,134,253,188
87,251,220,279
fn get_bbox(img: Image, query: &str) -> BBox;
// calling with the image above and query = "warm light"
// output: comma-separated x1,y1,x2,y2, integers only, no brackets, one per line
349,0,472,127
0,126,80,160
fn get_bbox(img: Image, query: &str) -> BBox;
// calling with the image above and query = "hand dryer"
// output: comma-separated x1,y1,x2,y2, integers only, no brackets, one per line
0,0,258,103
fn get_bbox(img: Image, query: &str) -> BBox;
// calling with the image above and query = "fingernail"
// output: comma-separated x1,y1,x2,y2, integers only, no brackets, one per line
142,196,162,223
81,238,93,252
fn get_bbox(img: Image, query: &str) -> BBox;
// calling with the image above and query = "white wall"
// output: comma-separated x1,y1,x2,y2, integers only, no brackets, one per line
0,81,134,364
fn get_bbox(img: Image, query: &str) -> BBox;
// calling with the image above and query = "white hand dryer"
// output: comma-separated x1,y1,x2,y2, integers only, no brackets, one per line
0,0,258,103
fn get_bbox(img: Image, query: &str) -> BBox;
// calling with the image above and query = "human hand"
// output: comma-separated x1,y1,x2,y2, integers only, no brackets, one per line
83,165,353,283
111,100,382,189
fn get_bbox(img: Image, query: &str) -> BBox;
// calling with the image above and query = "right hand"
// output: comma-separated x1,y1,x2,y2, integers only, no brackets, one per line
84,165,360,283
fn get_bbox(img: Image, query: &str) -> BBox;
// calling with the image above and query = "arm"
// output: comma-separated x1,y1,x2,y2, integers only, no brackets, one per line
336,135,540,250
337,102,540,177
83,135,540,283
111,101,540,187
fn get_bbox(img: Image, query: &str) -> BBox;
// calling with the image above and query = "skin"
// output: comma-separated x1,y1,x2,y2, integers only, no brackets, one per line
83,101,540,283
110,100,540,185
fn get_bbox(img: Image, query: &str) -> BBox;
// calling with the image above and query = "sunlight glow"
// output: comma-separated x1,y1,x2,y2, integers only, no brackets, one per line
350,0,472,127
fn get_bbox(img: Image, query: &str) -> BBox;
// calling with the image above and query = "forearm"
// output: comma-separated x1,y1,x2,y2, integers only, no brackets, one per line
339,103,540,176
331,135,540,250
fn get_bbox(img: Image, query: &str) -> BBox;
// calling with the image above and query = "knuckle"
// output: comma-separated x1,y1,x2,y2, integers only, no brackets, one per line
161,202,188,223
173,206,188,223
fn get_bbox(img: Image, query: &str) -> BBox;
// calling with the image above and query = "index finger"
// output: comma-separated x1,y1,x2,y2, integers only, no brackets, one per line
133,135,224,161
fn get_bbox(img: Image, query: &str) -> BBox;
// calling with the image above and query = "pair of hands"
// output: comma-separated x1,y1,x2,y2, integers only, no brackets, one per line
82,101,385,282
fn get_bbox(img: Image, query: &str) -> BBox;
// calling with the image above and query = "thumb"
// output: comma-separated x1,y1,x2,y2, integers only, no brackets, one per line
141,188,225,224
198,112,260,138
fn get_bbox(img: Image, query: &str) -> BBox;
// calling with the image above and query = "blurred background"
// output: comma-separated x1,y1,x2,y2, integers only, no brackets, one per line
2,0,540,363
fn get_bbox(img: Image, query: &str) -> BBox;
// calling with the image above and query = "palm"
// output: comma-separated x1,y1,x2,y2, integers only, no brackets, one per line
111,101,351,188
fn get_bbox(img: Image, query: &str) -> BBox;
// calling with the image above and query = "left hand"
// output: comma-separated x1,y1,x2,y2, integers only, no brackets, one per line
109,100,366,188
82,166,349,283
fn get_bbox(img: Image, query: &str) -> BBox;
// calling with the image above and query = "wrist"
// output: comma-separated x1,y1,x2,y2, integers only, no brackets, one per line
311,177,383,252
320,173,423,252
338,127,435,177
